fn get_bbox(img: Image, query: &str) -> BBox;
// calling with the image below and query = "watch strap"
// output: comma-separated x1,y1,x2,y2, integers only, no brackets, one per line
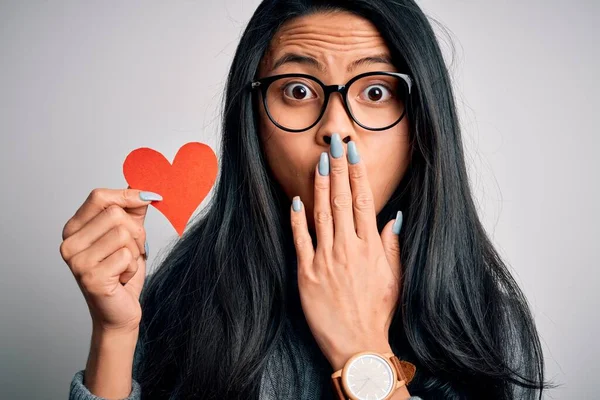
331,375,346,400
385,353,416,384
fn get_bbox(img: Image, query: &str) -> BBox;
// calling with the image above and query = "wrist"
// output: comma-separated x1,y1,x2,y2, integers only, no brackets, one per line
92,319,141,337
90,326,139,350
328,338,393,371
86,326,139,369
84,327,139,398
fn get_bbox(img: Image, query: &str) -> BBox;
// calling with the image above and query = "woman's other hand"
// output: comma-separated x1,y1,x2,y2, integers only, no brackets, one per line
290,133,404,371
60,188,162,334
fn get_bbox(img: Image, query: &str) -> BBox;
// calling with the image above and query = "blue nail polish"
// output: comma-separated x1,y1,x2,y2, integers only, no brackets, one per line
318,152,330,176
140,191,163,201
330,133,343,159
347,141,360,165
392,211,403,234
292,196,302,212
144,241,149,257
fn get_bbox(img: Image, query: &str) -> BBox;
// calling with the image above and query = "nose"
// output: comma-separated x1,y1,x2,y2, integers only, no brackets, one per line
316,92,354,146
323,134,351,145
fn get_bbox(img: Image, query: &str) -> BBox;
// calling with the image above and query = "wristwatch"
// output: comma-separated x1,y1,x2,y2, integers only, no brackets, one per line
331,351,416,400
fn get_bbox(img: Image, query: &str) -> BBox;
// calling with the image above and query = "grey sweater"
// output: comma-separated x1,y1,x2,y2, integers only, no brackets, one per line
70,270,422,399
69,336,422,399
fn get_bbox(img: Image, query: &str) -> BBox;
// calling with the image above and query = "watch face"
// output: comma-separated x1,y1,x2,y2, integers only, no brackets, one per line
344,354,394,400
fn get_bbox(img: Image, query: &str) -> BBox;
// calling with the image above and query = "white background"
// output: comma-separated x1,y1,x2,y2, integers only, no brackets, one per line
0,1,597,398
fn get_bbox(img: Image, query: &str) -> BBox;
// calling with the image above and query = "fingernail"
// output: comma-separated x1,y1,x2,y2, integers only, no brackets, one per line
347,141,360,165
392,210,403,235
140,191,163,201
144,241,149,257
318,152,330,176
292,196,302,212
330,133,343,159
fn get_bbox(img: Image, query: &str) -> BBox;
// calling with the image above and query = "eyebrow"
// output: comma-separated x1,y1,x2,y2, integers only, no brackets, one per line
271,52,394,73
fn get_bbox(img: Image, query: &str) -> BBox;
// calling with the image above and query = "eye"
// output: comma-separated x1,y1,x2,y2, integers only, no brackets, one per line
283,82,316,100
360,84,393,102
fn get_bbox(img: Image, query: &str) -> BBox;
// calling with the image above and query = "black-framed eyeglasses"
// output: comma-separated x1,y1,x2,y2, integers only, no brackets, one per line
249,71,413,133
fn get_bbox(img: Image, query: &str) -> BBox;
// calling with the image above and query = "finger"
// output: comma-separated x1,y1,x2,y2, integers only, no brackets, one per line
290,196,315,272
123,186,153,225
93,246,139,286
77,247,136,298
62,188,162,240
124,185,149,293
61,204,146,261
69,224,141,273
328,133,356,242
122,256,147,297
313,153,334,251
381,211,403,281
346,141,378,241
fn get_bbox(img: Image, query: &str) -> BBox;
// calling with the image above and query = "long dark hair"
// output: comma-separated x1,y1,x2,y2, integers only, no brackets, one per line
136,0,550,398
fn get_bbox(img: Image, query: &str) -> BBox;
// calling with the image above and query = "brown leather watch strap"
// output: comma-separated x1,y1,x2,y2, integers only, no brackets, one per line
389,356,416,384
331,375,346,400
330,355,416,400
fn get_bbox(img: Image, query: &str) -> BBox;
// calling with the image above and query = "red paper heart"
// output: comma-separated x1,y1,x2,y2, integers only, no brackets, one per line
123,142,218,236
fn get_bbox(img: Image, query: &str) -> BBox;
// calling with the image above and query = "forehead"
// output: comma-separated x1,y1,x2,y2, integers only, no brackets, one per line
261,11,391,73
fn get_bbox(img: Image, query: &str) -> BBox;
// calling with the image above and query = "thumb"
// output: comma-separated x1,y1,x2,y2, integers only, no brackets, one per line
124,185,151,225
380,211,403,279
122,185,150,297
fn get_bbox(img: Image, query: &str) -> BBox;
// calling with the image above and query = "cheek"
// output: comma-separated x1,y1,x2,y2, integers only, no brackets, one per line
259,118,315,201
365,133,410,212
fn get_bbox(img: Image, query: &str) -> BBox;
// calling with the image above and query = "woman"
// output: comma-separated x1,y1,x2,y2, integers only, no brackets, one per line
62,0,549,399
